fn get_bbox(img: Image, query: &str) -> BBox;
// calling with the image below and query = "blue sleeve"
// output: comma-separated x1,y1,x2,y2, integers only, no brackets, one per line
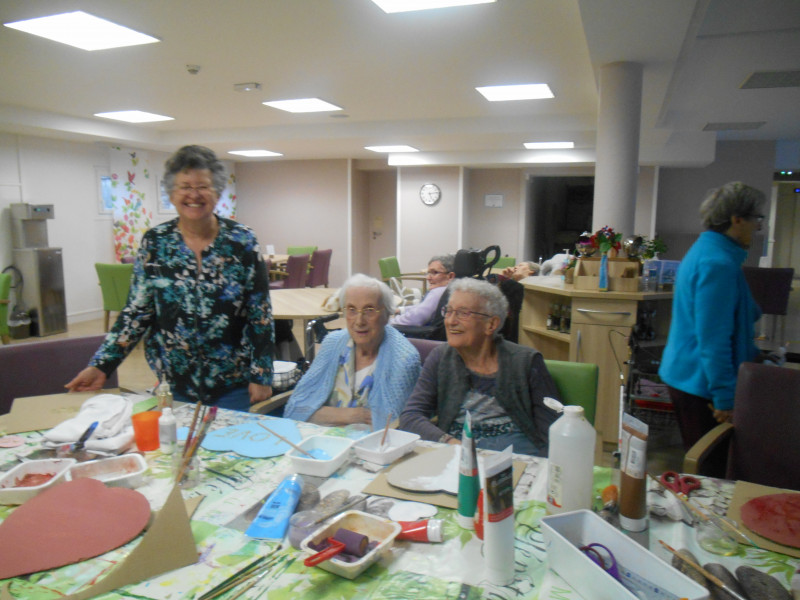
694,259,740,409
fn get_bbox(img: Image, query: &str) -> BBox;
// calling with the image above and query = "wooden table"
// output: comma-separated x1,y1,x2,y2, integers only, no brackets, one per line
270,287,339,353
263,253,289,267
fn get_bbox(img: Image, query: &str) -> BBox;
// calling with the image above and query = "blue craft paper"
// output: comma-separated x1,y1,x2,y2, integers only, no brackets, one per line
196,419,303,458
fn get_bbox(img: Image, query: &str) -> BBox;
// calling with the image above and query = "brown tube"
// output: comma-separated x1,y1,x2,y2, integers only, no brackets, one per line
619,414,648,531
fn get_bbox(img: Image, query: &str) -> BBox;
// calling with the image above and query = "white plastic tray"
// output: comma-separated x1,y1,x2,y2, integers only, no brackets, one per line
0,458,76,505
352,429,419,466
540,510,709,600
287,435,353,477
67,454,148,488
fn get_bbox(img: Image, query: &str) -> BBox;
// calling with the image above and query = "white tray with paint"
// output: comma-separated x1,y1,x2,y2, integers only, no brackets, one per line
287,435,353,477
67,454,148,488
0,458,76,505
352,429,419,466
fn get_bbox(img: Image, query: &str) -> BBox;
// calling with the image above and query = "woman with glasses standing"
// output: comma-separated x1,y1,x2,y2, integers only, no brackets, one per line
66,145,274,411
660,181,766,450
390,254,455,327
399,278,560,455
284,274,421,430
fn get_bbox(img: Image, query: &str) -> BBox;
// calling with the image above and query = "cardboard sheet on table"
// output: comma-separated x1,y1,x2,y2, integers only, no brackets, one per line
1,484,198,600
727,480,800,558
0,391,121,435
362,446,527,510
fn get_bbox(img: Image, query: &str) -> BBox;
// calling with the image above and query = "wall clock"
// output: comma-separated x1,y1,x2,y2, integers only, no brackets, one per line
420,183,441,206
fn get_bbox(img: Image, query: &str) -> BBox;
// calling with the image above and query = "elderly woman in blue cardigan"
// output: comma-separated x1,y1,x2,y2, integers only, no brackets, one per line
659,182,764,449
284,274,421,431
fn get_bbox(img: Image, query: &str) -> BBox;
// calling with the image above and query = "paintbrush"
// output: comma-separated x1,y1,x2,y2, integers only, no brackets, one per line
184,399,205,456
379,413,392,449
175,406,216,484
256,422,314,457
198,545,282,600
658,540,749,600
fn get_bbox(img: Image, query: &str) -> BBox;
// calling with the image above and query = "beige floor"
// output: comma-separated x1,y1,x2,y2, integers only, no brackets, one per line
8,315,685,472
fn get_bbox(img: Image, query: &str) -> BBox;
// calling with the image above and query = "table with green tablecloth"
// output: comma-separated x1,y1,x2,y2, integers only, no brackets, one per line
1,400,797,599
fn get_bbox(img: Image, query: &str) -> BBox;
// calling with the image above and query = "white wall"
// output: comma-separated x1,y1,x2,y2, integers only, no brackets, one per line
464,168,524,260
657,140,776,264
234,159,350,286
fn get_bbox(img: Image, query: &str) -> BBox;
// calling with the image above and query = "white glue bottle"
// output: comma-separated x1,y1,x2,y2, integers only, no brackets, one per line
158,407,178,455
546,405,596,514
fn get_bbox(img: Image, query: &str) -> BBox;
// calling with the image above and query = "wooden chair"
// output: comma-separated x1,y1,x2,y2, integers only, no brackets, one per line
684,362,800,490
543,359,599,425
287,246,317,256
0,335,119,415
269,254,309,289
307,249,332,287
95,263,134,331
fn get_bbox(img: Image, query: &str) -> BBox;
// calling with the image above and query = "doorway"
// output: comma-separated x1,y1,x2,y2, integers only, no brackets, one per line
528,176,594,261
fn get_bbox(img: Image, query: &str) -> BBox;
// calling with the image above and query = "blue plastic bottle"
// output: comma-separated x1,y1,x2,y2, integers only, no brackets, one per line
246,474,304,539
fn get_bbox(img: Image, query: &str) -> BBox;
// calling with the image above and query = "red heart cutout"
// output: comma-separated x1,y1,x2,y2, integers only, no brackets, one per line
0,477,151,579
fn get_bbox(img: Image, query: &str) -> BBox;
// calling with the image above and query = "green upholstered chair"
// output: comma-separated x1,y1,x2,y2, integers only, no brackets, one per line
95,263,134,332
494,256,516,269
0,273,10,344
378,256,428,293
544,359,599,425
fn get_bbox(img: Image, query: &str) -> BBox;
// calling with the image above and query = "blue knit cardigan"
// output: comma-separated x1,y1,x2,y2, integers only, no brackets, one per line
283,326,421,430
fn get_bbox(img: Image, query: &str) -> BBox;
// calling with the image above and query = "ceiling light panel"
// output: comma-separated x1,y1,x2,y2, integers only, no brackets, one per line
524,142,574,149
4,11,159,51
228,150,283,157
476,84,554,101
365,145,419,153
370,0,495,13
94,111,173,123
263,98,342,113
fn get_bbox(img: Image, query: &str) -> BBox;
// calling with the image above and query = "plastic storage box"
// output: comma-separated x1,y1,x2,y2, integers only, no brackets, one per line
0,458,76,505
287,435,354,477
352,430,419,466
540,510,708,600
300,510,401,579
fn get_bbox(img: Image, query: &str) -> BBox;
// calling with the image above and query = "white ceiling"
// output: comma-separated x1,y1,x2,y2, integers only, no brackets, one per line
0,0,798,168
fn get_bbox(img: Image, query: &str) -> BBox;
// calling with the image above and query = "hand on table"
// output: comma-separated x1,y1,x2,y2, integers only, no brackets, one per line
65,366,107,392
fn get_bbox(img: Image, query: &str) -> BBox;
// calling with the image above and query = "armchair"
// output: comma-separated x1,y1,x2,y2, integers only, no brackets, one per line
95,263,134,332
683,362,800,490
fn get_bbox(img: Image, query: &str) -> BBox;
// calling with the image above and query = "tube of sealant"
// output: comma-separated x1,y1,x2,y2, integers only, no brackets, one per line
619,413,649,532
457,411,479,529
246,474,304,540
483,445,515,586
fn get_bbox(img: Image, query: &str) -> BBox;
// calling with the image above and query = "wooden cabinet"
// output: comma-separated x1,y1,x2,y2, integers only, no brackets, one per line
519,277,672,448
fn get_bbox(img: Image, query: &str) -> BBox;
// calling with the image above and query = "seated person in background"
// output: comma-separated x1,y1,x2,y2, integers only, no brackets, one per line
284,274,421,430
500,261,540,281
398,278,560,455
540,253,571,276
390,254,455,327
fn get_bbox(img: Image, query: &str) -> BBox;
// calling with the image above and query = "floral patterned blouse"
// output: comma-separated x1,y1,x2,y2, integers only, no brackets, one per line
90,217,274,403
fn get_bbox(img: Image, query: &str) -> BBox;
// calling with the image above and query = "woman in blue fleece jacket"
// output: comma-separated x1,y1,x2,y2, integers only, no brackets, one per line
659,182,764,449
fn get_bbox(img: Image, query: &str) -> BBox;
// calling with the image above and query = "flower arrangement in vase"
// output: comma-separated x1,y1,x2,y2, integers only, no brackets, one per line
590,226,622,291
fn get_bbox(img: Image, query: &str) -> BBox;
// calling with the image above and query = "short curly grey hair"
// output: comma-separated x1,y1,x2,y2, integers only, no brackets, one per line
699,181,766,233
338,273,396,315
447,277,508,329
429,254,455,273
163,145,227,196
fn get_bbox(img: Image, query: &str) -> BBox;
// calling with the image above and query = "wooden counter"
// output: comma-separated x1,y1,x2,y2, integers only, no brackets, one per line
519,276,673,446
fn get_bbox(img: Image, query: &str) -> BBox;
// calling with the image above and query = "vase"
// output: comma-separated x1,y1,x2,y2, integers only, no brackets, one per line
598,253,609,291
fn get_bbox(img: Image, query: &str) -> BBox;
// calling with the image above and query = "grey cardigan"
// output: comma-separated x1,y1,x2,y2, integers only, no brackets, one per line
398,339,560,452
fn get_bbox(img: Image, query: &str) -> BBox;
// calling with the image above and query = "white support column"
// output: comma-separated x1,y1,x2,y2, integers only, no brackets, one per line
592,62,643,238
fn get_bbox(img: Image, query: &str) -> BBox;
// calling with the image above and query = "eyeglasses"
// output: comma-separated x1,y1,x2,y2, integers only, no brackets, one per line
426,269,448,276
747,214,765,223
441,306,491,320
174,184,215,196
345,306,384,319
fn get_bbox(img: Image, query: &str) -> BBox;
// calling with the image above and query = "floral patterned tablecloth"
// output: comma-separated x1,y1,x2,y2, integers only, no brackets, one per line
1,400,797,600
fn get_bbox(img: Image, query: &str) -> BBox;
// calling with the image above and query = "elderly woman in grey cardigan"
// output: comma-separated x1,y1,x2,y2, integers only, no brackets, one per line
399,278,560,455
284,274,421,431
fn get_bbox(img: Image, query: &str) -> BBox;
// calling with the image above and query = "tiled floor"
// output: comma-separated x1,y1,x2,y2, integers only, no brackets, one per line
7,316,686,472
